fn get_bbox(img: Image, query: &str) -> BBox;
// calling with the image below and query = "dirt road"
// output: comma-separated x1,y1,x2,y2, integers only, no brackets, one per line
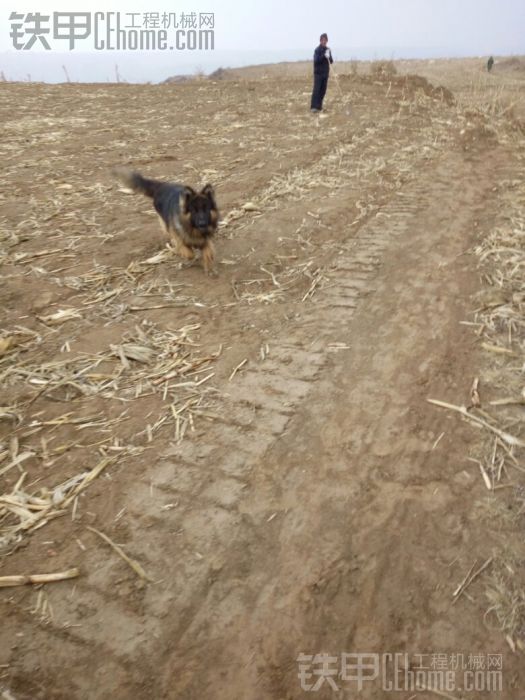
1,69,524,699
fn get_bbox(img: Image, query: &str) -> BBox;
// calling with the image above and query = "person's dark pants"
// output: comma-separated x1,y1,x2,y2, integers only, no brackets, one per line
311,73,329,110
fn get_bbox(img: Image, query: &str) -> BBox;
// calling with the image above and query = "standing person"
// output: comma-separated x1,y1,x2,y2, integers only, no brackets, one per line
311,33,333,113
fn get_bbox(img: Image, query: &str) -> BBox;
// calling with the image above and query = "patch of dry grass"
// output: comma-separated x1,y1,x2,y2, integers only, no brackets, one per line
0,319,219,554
430,139,525,650
484,559,525,652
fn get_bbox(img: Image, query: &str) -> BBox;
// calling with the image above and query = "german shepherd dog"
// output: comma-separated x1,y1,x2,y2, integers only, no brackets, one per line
113,168,219,273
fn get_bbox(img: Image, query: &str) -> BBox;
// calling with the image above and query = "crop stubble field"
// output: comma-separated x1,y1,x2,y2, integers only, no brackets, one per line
1,57,525,698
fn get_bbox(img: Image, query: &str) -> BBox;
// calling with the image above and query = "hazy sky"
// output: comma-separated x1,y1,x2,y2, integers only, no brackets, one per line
1,0,523,81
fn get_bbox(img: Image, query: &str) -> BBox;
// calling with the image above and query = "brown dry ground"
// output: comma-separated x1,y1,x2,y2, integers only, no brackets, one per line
1,58,525,699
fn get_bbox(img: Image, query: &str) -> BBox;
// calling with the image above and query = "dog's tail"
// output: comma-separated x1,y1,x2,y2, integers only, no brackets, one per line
112,166,162,199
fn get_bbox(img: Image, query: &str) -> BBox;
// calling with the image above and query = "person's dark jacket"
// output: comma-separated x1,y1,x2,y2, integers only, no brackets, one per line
313,44,333,76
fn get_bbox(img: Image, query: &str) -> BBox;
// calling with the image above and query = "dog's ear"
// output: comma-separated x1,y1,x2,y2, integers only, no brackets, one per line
181,186,197,212
201,184,216,208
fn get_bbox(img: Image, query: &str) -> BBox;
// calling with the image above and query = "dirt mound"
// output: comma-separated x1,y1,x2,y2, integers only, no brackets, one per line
208,67,230,80
402,74,455,105
455,109,500,150
162,74,194,84
498,56,525,72
458,121,499,150
372,73,456,106
370,59,397,77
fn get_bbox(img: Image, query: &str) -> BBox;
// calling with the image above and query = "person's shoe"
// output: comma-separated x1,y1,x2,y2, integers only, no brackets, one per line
310,108,320,113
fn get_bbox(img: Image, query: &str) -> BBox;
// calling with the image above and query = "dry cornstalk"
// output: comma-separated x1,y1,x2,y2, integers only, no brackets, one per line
0,568,79,588
431,432,445,450
470,377,481,408
229,359,248,381
87,526,153,582
62,456,117,507
481,342,516,356
453,557,493,603
490,397,525,407
0,451,34,478
467,457,493,490
427,399,525,448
